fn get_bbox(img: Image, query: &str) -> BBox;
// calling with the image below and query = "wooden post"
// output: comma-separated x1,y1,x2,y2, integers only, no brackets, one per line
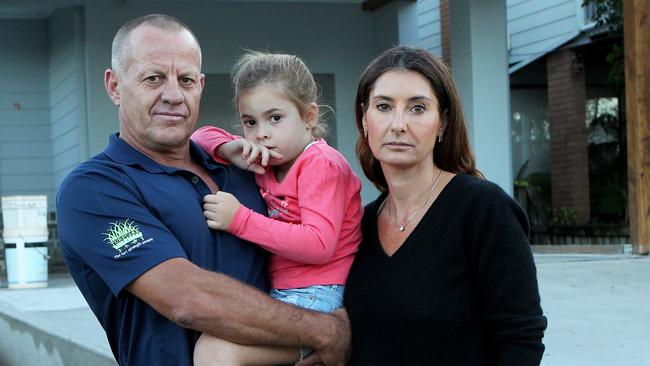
624,0,650,254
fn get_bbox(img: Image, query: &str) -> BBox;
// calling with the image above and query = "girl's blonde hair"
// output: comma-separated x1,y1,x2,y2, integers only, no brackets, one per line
231,51,327,138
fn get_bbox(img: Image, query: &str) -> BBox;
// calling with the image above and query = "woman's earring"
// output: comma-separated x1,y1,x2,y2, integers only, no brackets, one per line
438,133,443,143
364,129,368,138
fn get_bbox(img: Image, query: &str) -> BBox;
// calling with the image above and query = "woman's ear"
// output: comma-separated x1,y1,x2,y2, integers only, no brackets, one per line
439,110,449,136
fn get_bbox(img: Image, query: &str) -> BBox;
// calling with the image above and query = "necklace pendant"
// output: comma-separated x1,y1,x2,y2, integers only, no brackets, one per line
399,226,405,232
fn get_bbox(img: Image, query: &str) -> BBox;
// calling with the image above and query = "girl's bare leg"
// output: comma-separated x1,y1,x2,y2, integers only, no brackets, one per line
193,332,301,366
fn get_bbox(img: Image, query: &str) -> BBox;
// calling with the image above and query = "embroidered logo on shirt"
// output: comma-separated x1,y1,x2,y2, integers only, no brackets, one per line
103,219,153,259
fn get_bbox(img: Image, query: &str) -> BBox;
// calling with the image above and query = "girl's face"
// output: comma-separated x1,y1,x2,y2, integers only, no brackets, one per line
237,84,316,178
362,70,444,171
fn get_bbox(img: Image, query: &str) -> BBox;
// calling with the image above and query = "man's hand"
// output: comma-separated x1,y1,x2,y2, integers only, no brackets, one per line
218,139,283,175
298,308,351,366
203,192,241,231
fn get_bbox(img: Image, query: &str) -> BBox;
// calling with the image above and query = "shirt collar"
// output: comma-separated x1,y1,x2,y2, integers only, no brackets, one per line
103,133,222,173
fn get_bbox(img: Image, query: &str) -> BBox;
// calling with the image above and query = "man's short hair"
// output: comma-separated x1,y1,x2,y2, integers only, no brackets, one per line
111,14,201,73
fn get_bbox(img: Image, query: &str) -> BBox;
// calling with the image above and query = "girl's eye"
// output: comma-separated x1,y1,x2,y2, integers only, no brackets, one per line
411,104,426,113
243,120,257,127
270,114,283,122
376,103,391,111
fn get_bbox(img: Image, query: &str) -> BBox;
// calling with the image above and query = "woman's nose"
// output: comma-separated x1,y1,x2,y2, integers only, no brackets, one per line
390,112,407,133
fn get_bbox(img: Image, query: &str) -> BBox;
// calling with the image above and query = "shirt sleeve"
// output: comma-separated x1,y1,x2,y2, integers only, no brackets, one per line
57,168,188,296
468,183,547,365
191,126,240,164
227,156,347,265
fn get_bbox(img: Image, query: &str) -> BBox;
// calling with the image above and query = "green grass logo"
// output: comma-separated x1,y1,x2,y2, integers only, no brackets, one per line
103,219,144,253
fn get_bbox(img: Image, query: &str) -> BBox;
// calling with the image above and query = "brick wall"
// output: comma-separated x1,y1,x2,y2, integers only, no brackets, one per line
547,49,591,224
440,0,451,67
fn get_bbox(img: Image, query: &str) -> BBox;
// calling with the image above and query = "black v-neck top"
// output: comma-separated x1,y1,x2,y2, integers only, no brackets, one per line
344,174,547,365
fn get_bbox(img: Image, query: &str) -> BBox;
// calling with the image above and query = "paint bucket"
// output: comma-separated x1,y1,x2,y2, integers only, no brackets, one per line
2,195,49,289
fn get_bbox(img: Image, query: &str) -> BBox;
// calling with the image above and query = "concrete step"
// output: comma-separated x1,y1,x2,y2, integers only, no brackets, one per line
0,275,116,366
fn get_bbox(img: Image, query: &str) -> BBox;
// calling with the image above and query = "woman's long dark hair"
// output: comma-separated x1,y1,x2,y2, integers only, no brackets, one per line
355,46,482,191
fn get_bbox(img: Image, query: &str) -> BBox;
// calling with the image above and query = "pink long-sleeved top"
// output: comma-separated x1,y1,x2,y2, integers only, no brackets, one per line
192,126,363,289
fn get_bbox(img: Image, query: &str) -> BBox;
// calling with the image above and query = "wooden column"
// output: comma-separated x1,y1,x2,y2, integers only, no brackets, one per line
624,0,650,254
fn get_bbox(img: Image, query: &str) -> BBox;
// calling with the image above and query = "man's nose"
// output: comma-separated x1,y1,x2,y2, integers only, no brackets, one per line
161,79,184,104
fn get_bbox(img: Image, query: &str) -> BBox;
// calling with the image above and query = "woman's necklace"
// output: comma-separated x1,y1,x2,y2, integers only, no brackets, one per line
378,169,443,232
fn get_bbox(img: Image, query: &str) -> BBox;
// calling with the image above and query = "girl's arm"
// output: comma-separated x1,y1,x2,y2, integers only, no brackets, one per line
205,157,359,265
192,126,279,174
191,126,237,164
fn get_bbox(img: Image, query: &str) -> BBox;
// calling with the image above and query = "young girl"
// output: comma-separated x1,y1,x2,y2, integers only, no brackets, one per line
191,51,363,365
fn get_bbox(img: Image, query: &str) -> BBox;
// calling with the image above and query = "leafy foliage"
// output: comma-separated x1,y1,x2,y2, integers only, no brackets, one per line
582,0,624,89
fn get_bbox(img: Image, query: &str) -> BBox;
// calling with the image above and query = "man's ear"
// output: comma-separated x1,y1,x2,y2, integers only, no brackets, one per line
105,69,121,106
199,73,205,90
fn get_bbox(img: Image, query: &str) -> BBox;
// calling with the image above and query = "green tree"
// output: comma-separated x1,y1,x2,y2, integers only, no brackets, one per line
582,0,624,89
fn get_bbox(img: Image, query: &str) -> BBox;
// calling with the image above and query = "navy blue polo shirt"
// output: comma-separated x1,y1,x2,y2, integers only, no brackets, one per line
57,133,268,366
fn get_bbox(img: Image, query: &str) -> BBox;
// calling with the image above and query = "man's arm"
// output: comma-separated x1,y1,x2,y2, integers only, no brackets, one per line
127,257,350,365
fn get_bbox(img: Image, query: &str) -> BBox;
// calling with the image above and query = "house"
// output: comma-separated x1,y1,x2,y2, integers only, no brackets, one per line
1,0,647,259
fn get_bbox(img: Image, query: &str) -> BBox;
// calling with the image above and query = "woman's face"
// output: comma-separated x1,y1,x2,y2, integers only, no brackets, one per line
363,70,443,170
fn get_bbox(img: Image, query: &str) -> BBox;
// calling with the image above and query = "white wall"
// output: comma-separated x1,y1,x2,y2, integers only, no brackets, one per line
0,19,55,208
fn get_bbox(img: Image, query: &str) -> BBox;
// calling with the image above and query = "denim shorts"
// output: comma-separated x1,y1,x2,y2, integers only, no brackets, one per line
269,284,344,312
269,285,344,359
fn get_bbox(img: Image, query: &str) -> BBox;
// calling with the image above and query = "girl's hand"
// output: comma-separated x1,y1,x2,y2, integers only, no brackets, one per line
203,192,241,230
218,139,283,175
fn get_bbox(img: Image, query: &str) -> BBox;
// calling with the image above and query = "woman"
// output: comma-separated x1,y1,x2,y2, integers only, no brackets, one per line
343,46,547,365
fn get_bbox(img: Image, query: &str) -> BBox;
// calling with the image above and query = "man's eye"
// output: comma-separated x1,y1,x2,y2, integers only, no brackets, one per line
145,75,160,82
180,77,194,85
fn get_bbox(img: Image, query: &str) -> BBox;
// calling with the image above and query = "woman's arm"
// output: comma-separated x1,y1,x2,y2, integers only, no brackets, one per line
469,184,547,365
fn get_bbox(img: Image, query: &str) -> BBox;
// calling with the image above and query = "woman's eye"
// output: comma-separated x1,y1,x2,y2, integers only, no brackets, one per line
411,105,426,113
270,114,283,122
376,103,390,111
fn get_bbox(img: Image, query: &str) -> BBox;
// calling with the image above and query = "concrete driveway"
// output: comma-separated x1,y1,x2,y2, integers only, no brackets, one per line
0,253,648,365
536,254,650,366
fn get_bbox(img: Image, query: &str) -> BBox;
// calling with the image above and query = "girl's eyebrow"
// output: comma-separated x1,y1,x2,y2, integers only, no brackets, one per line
263,108,283,116
240,108,284,120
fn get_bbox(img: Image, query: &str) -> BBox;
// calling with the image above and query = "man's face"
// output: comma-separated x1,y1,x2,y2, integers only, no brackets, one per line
107,25,205,153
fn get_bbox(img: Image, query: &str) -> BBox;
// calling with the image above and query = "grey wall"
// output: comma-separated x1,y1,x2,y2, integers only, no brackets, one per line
0,19,55,208
416,0,442,56
49,7,86,194
81,1,379,201
507,0,583,66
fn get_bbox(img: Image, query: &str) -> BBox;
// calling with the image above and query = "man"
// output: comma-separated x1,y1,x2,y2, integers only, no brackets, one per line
57,14,349,366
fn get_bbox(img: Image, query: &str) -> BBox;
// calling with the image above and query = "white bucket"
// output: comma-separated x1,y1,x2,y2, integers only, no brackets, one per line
2,195,49,289
4,242,48,289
